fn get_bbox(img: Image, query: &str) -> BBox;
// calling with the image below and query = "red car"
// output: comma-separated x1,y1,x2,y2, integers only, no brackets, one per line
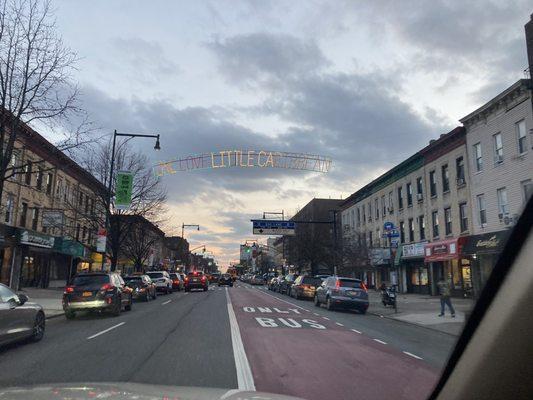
184,271,208,292
169,273,184,291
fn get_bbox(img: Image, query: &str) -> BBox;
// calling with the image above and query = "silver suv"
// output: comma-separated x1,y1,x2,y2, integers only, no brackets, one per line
146,271,173,294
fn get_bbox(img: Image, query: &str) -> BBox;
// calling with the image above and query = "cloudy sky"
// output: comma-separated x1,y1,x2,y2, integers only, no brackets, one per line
52,0,530,266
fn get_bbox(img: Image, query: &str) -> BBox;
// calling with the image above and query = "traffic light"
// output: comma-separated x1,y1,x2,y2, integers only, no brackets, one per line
246,247,251,253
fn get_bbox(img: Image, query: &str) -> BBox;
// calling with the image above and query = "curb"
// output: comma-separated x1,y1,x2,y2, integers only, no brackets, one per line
45,312,64,321
367,310,461,337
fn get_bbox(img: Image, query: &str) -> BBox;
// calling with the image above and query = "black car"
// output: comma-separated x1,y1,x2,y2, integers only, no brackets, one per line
314,276,369,314
279,273,298,295
63,272,133,318
218,273,233,286
184,271,208,291
124,275,157,301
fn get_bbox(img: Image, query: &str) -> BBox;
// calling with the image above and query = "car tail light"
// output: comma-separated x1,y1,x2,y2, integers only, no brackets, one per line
101,283,114,291
360,282,368,292
335,279,341,289
184,277,189,282
303,284,312,289
64,286,74,294
173,279,180,284
201,276,206,282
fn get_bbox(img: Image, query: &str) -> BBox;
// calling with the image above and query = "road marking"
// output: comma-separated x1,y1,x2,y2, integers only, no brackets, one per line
184,292,189,295
87,322,125,340
373,339,387,345
162,300,172,305
255,288,306,310
335,322,344,326
313,312,319,316
322,317,330,320
350,329,362,334
225,288,255,391
403,351,423,360
303,308,310,312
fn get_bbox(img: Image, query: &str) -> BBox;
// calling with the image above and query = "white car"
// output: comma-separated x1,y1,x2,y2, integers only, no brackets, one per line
146,271,173,294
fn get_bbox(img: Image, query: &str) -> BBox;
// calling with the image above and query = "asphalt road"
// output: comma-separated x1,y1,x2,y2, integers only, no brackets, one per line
0,283,457,400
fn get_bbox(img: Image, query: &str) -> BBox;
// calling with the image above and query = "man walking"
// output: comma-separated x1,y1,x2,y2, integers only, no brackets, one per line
437,275,455,317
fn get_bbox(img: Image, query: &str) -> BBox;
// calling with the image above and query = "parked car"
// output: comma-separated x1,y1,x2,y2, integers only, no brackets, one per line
291,276,323,300
218,273,233,287
314,276,369,314
124,275,157,301
279,273,298,295
267,276,278,290
146,271,173,294
184,271,208,291
169,273,184,291
271,275,285,292
63,272,133,318
209,272,221,283
0,283,45,346
250,274,265,285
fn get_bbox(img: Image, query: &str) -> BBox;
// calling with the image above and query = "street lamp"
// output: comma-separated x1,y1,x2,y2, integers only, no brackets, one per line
182,223,200,238
190,245,206,253
102,130,161,269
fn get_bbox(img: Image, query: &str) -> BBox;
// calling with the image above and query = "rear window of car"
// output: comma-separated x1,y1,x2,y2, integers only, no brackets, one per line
72,275,109,286
188,272,202,277
169,273,178,278
125,277,142,282
222,274,230,278
338,279,362,288
302,277,321,286
147,272,163,279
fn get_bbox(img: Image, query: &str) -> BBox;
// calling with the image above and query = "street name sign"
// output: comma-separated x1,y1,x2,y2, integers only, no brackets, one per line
252,220,296,235
384,221,395,231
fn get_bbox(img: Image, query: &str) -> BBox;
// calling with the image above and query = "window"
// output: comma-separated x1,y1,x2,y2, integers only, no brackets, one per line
4,195,14,224
381,195,386,217
419,215,426,240
82,226,87,241
36,167,44,190
416,177,423,201
376,229,381,247
368,231,373,247
408,218,414,242
64,182,70,203
456,156,465,184
9,152,20,181
497,187,509,215
399,221,405,244
350,210,354,228
477,194,487,226
522,179,533,205
441,164,449,193
31,207,39,231
368,202,372,222
56,178,62,199
432,210,439,238
20,202,28,227
493,133,503,163
356,208,360,226
444,207,452,235
397,186,403,209
473,142,483,172
406,182,413,206
76,223,81,241
429,170,437,197
78,191,84,207
24,161,32,185
46,173,53,195
388,191,393,213
459,203,468,233
516,119,527,154
375,198,379,219
362,204,366,223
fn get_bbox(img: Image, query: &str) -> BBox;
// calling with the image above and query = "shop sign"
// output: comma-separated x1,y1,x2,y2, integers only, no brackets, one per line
402,241,427,258
57,239,85,258
424,238,465,262
19,230,54,248
96,228,107,252
463,230,510,255
370,248,391,266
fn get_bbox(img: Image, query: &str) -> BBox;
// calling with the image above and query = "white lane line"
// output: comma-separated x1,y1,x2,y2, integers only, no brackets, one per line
350,329,362,334
313,312,319,316
322,317,330,321
303,308,310,312
225,288,255,391
335,322,344,327
403,351,423,360
373,339,387,345
184,292,189,295
87,322,125,340
162,299,172,305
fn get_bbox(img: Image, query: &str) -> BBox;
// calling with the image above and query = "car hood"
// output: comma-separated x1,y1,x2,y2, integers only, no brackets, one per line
0,383,305,400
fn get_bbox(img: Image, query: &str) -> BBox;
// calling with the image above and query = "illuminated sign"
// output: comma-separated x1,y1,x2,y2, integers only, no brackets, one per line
153,150,332,176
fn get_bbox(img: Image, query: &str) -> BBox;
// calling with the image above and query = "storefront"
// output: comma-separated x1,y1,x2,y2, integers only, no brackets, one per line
424,237,471,298
462,230,510,298
49,238,89,287
0,224,16,286
400,241,429,294
370,247,393,288
17,229,55,288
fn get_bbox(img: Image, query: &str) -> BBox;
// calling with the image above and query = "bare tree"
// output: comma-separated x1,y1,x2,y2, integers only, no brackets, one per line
286,229,335,275
339,233,371,279
119,216,161,272
0,0,89,202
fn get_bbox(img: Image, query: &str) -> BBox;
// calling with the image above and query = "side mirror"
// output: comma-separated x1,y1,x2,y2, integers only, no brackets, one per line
17,293,29,305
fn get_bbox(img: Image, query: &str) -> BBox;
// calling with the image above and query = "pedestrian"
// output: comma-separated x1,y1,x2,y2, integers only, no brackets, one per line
437,276,455,317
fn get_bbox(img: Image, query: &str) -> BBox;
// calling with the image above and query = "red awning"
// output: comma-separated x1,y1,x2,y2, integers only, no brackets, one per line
424,237,467,262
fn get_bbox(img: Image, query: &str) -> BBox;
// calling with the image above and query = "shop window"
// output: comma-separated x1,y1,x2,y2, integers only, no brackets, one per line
459,203,468,232
441,164,450,193
419,215,425,240
20,202,28,227
432,210,439,238
408,218,414,242
444,207,452,235
406,182,413,206
429,170,437,197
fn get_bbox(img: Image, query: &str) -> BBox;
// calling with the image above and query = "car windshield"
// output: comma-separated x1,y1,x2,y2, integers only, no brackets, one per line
2,3,530,400
71,275,109,286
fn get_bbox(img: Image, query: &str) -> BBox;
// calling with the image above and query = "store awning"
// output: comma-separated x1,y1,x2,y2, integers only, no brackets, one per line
462,230,510,255
424,237,467,262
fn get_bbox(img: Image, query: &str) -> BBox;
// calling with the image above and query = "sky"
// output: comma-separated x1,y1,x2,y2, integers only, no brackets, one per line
50,0,530,266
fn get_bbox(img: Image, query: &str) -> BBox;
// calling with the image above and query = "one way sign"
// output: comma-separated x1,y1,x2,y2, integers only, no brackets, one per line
252,220,296,236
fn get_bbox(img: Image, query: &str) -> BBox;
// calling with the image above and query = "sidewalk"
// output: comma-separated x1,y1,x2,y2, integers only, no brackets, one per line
368,290,474,336
19,287,64,319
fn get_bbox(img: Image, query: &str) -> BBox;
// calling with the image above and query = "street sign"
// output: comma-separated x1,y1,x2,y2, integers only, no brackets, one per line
96,228,107,252
384,221,395,231
252,220,296,235
382,229,399,238
115,170,133,210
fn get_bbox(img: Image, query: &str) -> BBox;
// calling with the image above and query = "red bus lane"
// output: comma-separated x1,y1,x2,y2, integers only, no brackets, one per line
229,286,439,400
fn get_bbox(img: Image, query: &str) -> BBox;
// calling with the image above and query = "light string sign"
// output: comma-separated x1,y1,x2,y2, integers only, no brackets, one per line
153,150,332,177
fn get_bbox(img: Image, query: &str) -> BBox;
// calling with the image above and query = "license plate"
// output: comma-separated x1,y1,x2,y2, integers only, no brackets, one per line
192,278,198,282
346,290,357,296
82,291,92,297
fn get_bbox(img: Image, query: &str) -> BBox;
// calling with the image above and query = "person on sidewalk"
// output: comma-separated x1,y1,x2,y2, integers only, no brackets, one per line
437,276,455,317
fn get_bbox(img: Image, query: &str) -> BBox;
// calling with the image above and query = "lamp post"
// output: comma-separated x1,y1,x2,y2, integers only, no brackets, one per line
182,223,200,239
102,130,161,270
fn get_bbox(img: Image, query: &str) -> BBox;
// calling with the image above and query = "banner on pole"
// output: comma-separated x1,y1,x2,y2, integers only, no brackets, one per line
115,170,133,210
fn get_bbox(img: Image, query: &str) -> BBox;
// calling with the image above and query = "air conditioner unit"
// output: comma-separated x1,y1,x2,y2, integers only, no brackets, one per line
495,155,503,164
456,177,465,185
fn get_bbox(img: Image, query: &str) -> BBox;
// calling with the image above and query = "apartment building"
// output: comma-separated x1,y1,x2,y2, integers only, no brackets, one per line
460,79,532,290
0,122,106,289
